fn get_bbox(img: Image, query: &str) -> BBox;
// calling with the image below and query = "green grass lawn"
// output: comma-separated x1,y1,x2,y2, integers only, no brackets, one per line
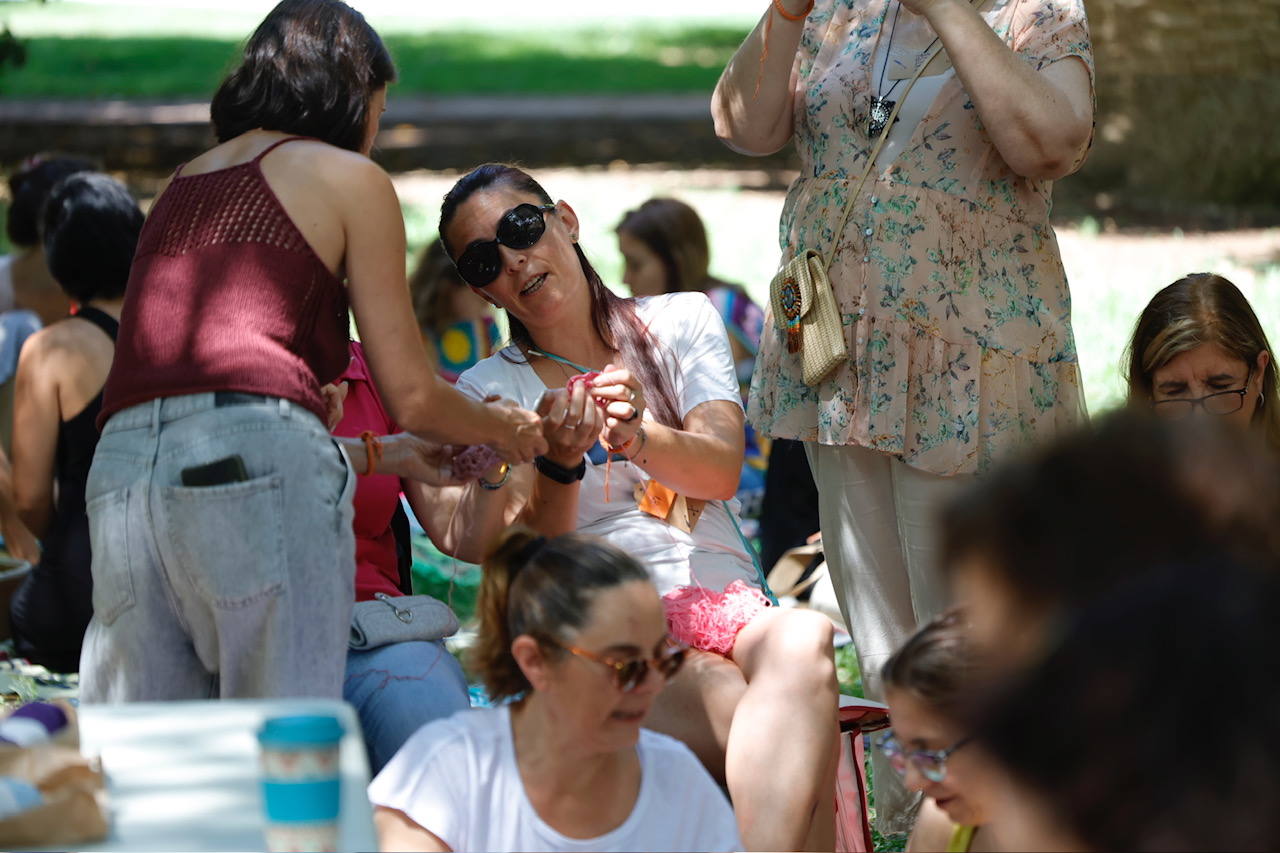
0,2,745,98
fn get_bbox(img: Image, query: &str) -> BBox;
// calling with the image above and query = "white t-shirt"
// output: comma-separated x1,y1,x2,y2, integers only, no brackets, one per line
457,291,758,596
368,706,742,853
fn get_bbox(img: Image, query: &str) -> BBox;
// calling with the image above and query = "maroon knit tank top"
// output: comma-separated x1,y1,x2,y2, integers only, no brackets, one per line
100,137,349,427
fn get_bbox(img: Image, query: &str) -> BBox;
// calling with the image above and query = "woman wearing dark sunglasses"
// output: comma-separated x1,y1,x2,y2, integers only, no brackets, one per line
1126,273,1278,453
881,610,1000,853
369,528,741,852
425,164,839,851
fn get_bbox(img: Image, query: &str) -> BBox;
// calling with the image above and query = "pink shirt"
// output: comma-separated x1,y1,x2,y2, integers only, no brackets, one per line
335,342,403,602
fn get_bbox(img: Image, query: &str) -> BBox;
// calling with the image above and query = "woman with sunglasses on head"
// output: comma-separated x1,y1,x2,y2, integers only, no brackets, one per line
78,0,544,704
880,610,999,853
369,528,741,853
1126,273,1278,452
428,163,838,852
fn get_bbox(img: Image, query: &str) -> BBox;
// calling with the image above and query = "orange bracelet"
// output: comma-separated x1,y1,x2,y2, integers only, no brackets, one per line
359,430,383,476
772,0,813,21
758,0,814,97
606,435,635,456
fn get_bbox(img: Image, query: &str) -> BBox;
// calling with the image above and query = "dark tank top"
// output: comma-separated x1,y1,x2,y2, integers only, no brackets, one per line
10,306,118,673
99,136,350,427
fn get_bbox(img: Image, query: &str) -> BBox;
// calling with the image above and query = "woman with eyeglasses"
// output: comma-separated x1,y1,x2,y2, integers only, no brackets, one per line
1126,273,1278,452
368,528,741,853
422,163,838,851
880,610,997,853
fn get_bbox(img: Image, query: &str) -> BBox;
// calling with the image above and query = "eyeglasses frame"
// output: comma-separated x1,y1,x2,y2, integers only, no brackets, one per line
545,638,687,693
1151,366,1254,419
876,731,971,783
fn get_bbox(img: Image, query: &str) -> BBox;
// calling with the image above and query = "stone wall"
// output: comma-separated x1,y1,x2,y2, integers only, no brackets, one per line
1067,0,1280,223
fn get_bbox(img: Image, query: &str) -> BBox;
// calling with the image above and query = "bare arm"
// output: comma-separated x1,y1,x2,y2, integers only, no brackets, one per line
338,161,545,464
410,385,606,562
11,331,60,538
711,1,811,156
374,806,451,853
908,0,1093,179
0,446,40,562
595,366,744,502
334,433,464,487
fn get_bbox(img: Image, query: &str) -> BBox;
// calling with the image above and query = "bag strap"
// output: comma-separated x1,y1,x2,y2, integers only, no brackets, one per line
820,36,948,272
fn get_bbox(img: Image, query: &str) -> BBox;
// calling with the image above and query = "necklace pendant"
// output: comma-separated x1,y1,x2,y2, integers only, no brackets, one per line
868,96,896,139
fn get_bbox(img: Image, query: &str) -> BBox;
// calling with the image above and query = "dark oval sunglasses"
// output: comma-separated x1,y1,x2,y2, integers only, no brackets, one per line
554,640,688,692
453,202,556,287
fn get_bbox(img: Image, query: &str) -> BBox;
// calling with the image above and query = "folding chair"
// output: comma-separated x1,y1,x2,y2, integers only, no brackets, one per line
835,695,891,853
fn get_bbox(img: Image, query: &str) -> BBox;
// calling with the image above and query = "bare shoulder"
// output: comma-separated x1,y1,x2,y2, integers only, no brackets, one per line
907,798,959,853
18,318,100,371
252,139,393,203
301,145,394,198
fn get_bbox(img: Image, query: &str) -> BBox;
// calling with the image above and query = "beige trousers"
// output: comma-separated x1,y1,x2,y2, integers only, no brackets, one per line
806,442,961,835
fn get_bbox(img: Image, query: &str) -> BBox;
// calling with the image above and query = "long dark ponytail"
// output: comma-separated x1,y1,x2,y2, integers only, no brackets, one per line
439,164,684,429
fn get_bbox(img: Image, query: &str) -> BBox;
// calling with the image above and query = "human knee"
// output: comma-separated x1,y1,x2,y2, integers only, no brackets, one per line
760,611,836,689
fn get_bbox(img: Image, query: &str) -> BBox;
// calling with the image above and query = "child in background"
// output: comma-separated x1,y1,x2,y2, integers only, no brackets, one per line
408,239,500,384
880,611,999,853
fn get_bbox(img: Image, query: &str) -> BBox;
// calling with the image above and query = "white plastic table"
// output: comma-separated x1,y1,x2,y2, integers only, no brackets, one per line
19,698,377,852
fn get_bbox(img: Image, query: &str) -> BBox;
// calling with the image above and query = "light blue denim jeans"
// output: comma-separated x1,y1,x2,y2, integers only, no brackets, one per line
343,639,470,773
79,393,356,702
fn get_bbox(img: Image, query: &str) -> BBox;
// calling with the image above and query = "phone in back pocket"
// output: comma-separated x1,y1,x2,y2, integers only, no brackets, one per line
180,455,250,487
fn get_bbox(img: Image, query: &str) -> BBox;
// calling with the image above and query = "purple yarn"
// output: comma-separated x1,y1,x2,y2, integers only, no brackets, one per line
0,701,68,746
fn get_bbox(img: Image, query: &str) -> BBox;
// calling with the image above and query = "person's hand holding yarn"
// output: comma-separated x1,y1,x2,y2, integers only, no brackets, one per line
591,364,646,456
379,435,467,487
486,399,547,465
534,380,605,469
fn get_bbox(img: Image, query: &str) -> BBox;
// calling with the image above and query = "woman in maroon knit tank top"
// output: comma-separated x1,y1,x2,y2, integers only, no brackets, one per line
79,0,546,703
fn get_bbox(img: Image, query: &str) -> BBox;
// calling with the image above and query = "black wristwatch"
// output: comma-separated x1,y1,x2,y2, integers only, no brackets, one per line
534,455,586,485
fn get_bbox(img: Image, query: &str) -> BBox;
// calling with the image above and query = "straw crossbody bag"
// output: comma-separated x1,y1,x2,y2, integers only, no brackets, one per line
770,36,949,387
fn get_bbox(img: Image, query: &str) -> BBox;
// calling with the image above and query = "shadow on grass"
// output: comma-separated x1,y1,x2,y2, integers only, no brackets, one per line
0,25,747,99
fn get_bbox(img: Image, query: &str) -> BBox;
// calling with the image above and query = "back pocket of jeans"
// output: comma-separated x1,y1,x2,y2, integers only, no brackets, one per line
86,486,135,626
161,475,287,610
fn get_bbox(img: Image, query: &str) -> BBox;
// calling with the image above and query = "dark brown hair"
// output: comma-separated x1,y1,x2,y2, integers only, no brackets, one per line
616,197,722,294
439,164,683,429
210,0,395,153
6,155,96,248
941,410,1280,623
975,555,1280,852
1126,273,1279,451
881,609,976,718
471,527,650,703
41,172,143,303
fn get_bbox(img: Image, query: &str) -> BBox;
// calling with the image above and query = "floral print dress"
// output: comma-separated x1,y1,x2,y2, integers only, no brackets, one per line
747,0,1094,476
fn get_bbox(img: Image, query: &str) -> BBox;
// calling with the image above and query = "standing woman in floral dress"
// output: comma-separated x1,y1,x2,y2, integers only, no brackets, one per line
712,0,1093,831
